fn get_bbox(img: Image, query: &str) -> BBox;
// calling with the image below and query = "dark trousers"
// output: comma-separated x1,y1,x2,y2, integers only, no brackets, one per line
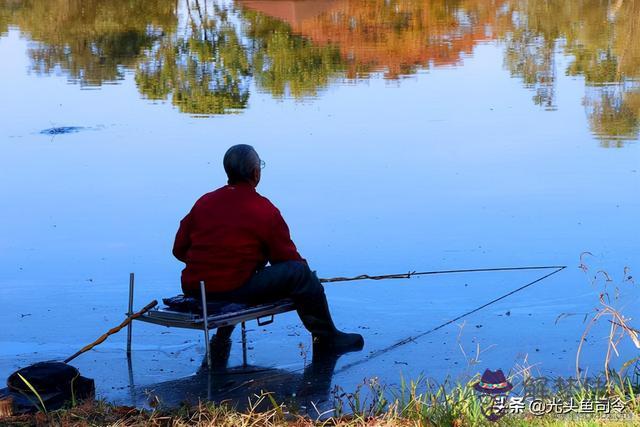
206,261,336,338
209,261,325,304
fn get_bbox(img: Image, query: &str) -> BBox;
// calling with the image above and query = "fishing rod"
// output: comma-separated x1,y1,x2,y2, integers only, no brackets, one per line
320,265,566,283
335,265,567,374
220,265,567,391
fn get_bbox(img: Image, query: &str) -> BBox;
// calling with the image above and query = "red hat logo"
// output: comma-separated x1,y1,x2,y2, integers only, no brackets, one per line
474,369,513,421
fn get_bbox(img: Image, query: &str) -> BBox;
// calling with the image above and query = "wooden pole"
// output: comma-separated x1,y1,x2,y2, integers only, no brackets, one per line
64,300,158,364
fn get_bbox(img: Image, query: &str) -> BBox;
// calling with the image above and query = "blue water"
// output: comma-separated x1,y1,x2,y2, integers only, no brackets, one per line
0,0,639,406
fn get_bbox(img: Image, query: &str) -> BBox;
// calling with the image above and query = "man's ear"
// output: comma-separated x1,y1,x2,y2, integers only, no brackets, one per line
253,167,261,186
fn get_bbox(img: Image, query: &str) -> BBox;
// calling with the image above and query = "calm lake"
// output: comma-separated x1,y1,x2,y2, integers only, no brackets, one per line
1,0,639,408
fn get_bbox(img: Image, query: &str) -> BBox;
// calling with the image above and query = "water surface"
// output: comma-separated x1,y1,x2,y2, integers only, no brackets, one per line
1,0,639,407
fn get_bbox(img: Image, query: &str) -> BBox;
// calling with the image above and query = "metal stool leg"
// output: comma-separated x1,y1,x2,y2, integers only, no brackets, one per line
127,273,134,355
241,321,247,366
127,352,136,405
200,281,212,371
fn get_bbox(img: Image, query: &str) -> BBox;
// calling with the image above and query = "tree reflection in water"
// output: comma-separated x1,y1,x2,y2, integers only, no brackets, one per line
3,0,176,86
136,1,251,114
0,0,638,142
499,0,640,145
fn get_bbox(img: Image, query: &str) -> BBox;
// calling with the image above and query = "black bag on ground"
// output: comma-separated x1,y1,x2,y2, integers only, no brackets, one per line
4,361,95,413
7,361,79,394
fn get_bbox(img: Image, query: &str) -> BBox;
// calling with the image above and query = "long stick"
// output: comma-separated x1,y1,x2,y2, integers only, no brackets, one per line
64,300,158,364
319,265,567,283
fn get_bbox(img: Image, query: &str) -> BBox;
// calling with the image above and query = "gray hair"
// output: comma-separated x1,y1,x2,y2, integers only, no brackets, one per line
223,144,260,183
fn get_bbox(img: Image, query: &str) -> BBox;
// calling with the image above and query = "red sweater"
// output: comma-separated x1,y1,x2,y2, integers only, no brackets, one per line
173,183,304,294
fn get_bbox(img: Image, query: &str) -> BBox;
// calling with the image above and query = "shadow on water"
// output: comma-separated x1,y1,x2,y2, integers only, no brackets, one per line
132,350,342,416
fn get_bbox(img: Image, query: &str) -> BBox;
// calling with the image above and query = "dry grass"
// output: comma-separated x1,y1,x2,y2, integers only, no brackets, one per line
572,255,639,384
2,373,639,427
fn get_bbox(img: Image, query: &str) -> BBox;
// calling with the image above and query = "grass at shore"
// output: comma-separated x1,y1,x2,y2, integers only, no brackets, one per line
3,260,636,426
2,371,640,426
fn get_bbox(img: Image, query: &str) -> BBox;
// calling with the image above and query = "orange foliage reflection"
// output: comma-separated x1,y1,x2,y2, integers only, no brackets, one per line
238,0,507,78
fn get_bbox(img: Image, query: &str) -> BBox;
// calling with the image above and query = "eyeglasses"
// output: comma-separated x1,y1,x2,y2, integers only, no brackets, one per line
259,160,266,169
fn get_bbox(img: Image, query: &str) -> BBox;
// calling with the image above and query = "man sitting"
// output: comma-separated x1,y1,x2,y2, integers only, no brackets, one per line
173,144,364,357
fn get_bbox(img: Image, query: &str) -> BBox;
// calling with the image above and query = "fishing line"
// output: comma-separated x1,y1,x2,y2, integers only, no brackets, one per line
189,265,567,390
196,265,567,395
334,266,566,374
203,266,567,392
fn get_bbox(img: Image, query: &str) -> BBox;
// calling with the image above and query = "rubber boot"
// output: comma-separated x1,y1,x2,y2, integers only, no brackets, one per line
199,326,234,372
297,292,364,354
